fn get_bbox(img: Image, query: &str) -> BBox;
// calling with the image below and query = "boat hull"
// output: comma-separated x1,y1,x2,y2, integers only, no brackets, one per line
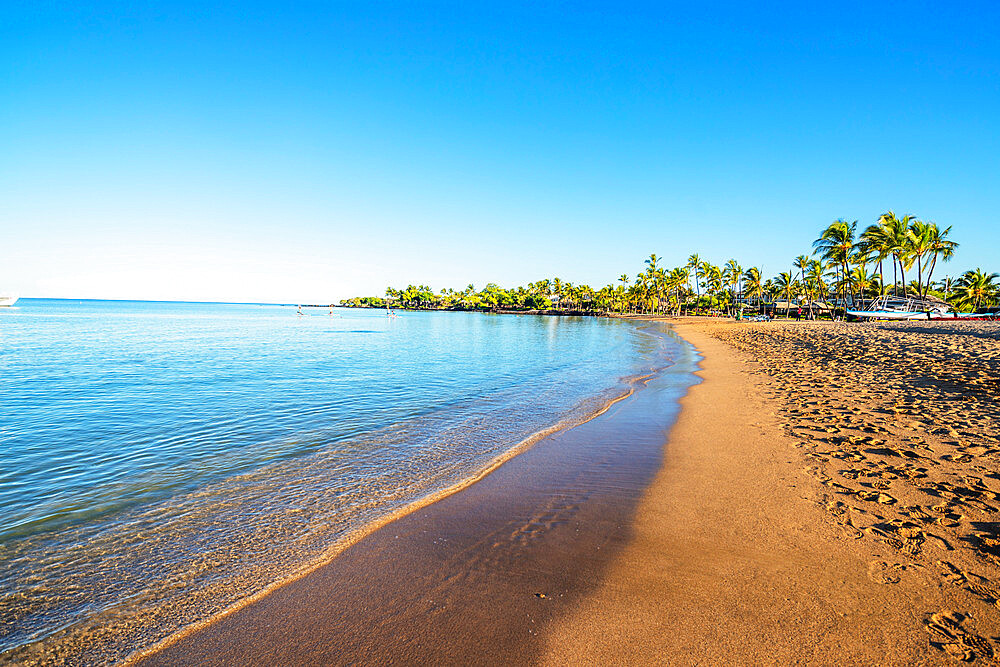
0,295,18,307
846,310,934,320
846,309,987,321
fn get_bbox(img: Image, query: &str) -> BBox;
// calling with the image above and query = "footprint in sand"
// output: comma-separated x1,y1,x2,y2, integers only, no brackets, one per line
901,535,925,557
936,515,962,528
901,505,932,522
865,527,905,550
833,509,864,539
924,611,994,661
924,532,953,551
931,501,957,514
507,496,585,546
868,560,902,584
855,489,897,505
936,561,967,586
839,524,863,540
967,580,1000,610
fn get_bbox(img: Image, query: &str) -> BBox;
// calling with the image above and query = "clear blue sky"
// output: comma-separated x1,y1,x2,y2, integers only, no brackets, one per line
3,2,998,302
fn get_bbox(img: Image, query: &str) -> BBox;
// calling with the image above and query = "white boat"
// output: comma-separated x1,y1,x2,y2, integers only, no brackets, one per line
846,295,981,321
0,295,18,307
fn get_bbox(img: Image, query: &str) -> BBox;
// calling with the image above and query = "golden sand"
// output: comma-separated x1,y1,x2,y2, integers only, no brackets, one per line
711,319,1000,661
543,318,1000,664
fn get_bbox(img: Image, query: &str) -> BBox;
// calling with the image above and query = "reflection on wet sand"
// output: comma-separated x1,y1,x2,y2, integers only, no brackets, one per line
136,326,698,666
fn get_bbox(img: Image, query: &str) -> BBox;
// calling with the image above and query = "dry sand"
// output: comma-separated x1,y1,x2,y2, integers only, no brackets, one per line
540,319,1000,665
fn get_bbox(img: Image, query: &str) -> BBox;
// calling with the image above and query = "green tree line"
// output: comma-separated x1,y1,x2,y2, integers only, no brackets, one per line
341,212,999,315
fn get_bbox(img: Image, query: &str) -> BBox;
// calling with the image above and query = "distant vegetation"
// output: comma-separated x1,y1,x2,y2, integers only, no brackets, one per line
341,211,999,315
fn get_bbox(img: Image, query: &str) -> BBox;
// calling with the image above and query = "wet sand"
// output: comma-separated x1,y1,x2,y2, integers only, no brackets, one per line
141,318,1000,665
137,326,696,666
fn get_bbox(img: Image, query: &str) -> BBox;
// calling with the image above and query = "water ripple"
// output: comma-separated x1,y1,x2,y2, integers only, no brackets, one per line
0,300,671,663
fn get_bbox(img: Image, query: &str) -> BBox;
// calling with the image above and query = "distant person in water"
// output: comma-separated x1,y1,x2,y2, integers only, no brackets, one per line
297,305,303,316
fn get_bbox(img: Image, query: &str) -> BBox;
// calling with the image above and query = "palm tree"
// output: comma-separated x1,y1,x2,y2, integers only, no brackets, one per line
848,265,875,303
806,259,828,315
687,254,702,302
859,222,891,296
618,274,631,313
563,282,576,310
723,259,742,315
813,219,856,305
876,211,919,297
642,255,663,313
908,220,933,296
762,278,778,303
743,267,763,310
920,223,959,298
793,254,810,283
633,273,648,313
876,212,901,294
953,269,999,312
897,215,919,297
774,271,796,317
703,264,723,308
665,267,689,315
657,268,671,314
792,254,811,311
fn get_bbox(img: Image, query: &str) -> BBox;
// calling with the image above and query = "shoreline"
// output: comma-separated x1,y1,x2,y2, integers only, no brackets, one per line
136,322,698,665
3,320,674,666
33,317,1000,664
541,321,946,663
0,314,662,664
121,365,653,665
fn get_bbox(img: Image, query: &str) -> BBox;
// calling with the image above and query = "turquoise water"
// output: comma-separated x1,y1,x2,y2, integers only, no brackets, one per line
0,299,683,661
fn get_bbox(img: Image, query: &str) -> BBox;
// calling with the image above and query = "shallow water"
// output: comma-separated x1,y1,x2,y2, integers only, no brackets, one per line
0,300,681,662
141,321,700,666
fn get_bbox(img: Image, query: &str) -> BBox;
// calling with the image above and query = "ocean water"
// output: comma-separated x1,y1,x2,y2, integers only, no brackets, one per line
0,299,686,663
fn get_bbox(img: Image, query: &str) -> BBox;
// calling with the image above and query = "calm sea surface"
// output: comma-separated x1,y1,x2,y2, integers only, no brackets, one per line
0,299,687,662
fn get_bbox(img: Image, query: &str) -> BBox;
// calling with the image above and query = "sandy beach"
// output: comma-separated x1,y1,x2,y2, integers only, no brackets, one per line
542,319,1000,664
134,318,1000,665
9,3,998,664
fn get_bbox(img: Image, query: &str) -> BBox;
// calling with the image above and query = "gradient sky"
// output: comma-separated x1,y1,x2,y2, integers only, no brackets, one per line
3,2,998,303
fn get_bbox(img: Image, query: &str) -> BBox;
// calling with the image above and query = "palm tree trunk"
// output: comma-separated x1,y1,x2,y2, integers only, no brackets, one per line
924,254,939,298
842,261,848,306
916,256,924,297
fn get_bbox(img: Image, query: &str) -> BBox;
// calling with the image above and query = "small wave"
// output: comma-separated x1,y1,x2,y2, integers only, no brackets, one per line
1,308,683,665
